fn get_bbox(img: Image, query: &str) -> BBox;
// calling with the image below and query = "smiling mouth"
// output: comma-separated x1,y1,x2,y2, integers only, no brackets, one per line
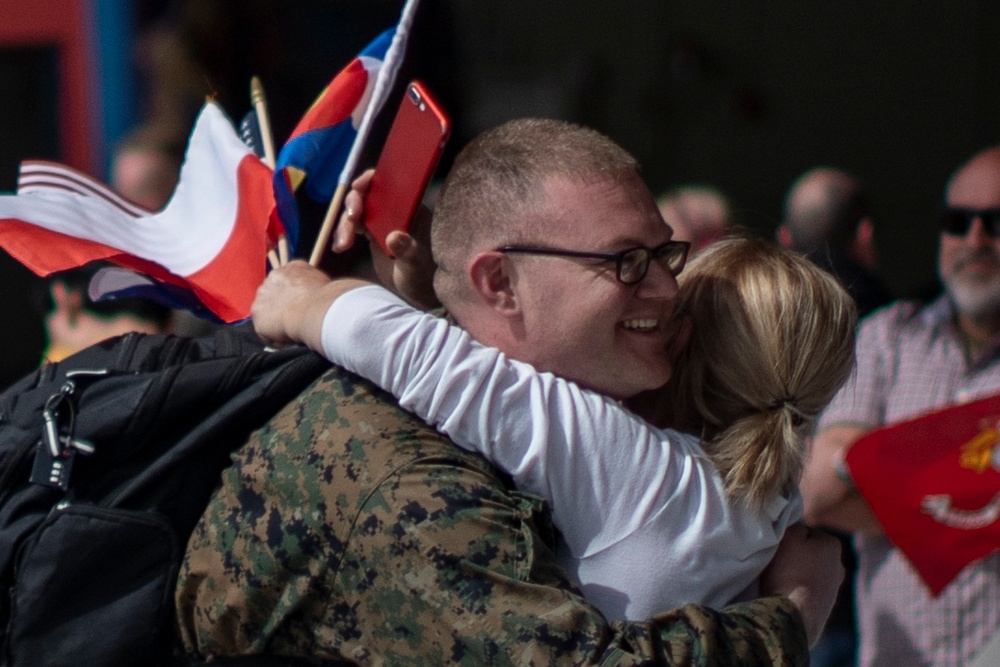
622,318,658,332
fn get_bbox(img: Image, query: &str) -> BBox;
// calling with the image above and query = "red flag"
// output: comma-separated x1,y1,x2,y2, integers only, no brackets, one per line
845,392,1000,595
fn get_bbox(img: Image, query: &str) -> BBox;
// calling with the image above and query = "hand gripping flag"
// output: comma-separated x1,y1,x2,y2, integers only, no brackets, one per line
844,392,1000,595
272,29,394,253
0,102,276,323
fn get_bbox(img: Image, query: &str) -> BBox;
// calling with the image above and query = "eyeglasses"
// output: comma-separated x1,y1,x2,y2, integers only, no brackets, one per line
496,240,691,285
940,208,1000,238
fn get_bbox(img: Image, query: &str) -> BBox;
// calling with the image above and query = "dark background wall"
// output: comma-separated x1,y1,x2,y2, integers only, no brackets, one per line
445,1,1000,299
1,0,998,386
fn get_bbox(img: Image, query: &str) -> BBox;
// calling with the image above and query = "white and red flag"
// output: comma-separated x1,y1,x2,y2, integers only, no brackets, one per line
0,102,277,323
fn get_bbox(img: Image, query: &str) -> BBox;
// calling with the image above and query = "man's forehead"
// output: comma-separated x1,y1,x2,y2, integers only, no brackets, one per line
529,178,673,251
948,159,1000,206
536,173,665,230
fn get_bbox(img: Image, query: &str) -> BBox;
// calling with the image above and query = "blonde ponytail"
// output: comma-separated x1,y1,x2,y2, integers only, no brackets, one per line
655,237,857,511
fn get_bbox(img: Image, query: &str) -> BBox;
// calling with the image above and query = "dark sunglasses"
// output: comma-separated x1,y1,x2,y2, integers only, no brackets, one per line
496,240,690,285
940,208,1000,238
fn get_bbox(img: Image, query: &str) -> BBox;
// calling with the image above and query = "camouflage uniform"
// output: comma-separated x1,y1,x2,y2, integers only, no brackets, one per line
176,367,808,665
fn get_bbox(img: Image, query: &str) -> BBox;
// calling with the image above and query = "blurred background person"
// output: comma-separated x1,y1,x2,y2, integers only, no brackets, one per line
111,120,221,337
657,184,732,255
109,121,186,211
40,119,215,363
778,166,891,317
39,264,174,363
800,147,1000,666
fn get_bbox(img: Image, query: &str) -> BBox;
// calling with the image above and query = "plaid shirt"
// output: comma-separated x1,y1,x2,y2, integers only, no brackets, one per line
818,295,1000,667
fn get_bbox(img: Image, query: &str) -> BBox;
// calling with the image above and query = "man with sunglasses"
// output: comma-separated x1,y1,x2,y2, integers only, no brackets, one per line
801,146,1000,666
178,118,842,665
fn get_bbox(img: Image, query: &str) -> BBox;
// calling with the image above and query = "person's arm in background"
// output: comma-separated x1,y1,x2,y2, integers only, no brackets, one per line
800,425,884,535
253,168,437,349
798,305,905,537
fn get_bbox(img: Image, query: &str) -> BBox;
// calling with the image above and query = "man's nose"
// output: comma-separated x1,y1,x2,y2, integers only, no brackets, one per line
636,257,680,300
965,217,994,248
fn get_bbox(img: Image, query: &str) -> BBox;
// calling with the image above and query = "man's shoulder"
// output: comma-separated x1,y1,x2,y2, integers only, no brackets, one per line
262,364,508,487
177,364,543,659
859,296,942,338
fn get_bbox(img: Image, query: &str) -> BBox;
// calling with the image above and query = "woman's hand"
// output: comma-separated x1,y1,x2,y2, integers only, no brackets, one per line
331,170,376,253
253,261,367,351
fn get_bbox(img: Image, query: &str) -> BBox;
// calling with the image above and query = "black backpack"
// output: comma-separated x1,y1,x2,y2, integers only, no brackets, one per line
0,327,330,666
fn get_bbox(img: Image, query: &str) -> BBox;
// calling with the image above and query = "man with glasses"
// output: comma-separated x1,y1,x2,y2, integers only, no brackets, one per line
800,146,1000,666
178,118,842,665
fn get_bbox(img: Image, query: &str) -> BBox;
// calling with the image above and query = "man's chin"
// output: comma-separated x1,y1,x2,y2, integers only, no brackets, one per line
616,363,672,400
946,281,1000,320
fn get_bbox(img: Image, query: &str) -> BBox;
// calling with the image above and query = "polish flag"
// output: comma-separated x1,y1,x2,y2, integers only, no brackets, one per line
0,102,276,323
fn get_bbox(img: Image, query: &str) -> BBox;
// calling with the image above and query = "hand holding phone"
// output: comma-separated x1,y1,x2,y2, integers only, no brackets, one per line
364,81,451,256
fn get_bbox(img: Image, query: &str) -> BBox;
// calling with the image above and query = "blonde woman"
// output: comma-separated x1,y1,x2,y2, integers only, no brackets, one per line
252,236,856,620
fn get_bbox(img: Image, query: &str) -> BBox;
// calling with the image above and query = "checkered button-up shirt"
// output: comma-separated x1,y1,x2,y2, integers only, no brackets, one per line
818,295,1000,667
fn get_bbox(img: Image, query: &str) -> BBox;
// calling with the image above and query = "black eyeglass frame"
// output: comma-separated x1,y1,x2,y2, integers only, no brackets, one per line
495,240,691,285
940,207,1000,238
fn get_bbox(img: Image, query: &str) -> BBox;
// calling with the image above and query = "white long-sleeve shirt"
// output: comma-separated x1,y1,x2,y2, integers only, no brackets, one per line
321,285,801,620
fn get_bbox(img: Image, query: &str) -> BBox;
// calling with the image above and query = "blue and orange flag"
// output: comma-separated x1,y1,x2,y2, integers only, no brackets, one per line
845,392,1000,595
272,29,394,253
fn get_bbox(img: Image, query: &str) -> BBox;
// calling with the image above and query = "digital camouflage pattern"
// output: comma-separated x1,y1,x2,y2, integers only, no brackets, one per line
176,367,808,665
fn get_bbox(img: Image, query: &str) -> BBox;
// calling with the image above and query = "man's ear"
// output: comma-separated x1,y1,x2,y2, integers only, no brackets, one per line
49,282,84,327
776,224,793,249
854,217,875,247
850,216,878,271
468,251,518,314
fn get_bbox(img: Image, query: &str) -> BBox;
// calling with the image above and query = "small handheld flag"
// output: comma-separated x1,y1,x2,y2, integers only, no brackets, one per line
272,29,395,254
309,0,421,265
0,102,276,323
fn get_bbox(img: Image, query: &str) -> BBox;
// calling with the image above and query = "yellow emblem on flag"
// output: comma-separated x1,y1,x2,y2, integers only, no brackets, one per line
959,417,1000,473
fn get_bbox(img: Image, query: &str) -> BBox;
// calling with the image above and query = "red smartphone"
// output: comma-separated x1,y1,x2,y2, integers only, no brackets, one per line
364,81,451,255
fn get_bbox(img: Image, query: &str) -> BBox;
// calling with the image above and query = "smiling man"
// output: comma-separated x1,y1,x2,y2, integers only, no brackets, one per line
801,145,1000,667
428,122,682,400
178,118,840,665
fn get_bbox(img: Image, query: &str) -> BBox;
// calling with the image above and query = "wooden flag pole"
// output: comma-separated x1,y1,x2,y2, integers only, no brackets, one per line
309,183,348,266
250,75,285,268
250,76,277,168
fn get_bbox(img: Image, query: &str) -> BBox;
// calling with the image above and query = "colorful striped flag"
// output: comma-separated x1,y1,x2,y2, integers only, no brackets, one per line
272,29,394,252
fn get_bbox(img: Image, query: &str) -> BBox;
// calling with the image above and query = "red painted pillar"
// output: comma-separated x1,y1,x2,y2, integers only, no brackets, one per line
0,0,99,174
